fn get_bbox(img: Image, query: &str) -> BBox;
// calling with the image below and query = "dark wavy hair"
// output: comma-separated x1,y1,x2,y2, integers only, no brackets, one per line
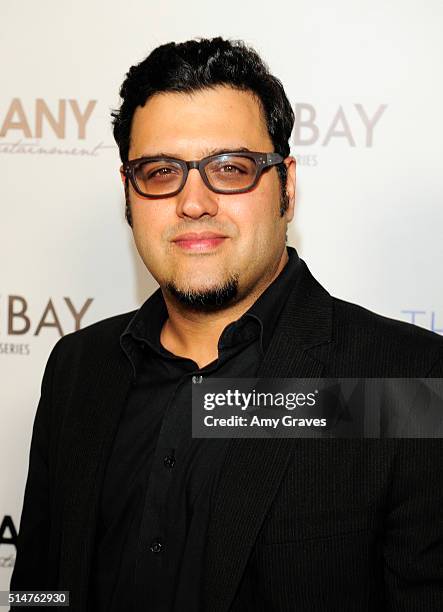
112,37,294,225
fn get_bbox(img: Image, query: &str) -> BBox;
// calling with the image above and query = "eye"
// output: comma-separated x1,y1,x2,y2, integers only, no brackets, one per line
136,162,181,181
220,164,242,173
212,162,249,175
148,167,176,178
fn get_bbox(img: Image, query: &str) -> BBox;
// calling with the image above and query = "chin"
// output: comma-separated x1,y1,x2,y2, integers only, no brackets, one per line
172,270,229,292
165,273,240,310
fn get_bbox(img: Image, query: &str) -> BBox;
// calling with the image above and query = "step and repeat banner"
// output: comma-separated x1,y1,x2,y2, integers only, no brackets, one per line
1,0,442,588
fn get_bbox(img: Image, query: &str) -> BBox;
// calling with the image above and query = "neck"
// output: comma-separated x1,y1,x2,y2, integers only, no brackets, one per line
159,248,289,368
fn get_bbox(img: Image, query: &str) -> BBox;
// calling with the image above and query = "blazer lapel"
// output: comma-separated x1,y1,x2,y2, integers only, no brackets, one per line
56,343,133,610
204,258,333,612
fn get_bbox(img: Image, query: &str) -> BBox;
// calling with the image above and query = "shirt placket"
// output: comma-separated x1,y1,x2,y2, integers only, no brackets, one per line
133,371,196,608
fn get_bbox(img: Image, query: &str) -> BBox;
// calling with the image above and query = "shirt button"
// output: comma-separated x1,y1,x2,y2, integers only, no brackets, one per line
150,540,163,553
163,454,176,469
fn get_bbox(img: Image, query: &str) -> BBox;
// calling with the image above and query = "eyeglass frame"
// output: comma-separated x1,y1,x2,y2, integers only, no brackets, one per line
121,150,285,199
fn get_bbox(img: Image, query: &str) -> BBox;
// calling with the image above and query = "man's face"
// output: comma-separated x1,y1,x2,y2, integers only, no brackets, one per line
125,86,295,308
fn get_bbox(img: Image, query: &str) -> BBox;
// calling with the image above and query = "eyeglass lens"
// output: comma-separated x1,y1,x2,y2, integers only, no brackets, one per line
133,155,258,196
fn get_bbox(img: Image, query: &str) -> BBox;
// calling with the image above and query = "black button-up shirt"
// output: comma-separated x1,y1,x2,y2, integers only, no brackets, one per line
88,246,300,612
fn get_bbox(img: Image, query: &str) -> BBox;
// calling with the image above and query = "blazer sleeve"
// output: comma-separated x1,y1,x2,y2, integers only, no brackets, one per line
9,338,62,592
383,354,443,610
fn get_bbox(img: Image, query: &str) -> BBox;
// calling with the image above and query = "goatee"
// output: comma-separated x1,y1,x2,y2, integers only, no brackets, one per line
165,275,239,311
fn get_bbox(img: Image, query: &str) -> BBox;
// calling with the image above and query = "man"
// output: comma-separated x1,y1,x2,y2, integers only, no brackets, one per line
10,37,443,611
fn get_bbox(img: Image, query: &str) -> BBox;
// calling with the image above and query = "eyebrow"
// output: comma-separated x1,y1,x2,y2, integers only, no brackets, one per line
137,146,253,159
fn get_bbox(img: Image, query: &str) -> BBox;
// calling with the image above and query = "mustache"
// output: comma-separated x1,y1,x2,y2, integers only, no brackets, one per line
164,220,237,241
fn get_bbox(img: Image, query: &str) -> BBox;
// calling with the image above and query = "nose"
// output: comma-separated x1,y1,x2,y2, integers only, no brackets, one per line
175,167,219,219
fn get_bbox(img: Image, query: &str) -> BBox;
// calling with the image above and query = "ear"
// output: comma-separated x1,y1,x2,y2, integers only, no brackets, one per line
283,156,296,222
120,165,126,185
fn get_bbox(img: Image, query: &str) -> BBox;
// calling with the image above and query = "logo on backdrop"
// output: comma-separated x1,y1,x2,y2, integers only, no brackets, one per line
0,99,387,161
0,515,17,569
401,310,443,335
0,295,94,355
292,103,388,167
0,98,115,156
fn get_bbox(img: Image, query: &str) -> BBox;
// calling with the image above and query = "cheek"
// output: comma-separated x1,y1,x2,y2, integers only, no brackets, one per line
132,199,167,233
131,202,170,258
225,186,280,238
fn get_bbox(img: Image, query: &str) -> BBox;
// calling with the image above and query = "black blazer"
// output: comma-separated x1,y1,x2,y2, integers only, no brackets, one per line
10,257,443,611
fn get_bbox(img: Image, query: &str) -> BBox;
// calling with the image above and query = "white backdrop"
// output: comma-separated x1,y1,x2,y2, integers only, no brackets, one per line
1,0,442,589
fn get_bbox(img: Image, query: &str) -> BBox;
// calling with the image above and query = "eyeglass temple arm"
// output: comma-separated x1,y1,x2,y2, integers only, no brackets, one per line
266,153,284,165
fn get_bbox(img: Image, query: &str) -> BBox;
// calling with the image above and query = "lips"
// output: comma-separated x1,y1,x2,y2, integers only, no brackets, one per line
172,231,227,251
173,231,226,241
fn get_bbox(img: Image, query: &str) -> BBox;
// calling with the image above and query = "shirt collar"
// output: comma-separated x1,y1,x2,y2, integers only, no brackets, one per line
120,246,301,379
241,245,301,354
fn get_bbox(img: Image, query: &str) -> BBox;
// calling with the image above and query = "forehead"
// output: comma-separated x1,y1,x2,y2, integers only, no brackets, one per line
129,86,273,158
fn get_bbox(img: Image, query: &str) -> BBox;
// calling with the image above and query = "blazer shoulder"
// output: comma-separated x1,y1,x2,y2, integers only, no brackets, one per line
51,309,137,364
66,308,136,340
331,297,443,375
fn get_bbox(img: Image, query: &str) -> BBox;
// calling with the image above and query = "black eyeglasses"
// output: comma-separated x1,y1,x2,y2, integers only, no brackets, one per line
121,150,284,198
